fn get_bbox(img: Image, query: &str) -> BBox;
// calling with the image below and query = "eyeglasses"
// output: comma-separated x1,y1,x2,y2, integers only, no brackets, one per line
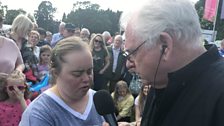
94,39,103,43
123,39,148,61
7,85,26,91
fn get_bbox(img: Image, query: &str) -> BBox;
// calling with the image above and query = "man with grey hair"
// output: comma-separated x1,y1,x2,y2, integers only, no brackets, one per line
80,28,90,43
102,31,112,46
103,0,224,126
104,35,126,93
51,22,65,47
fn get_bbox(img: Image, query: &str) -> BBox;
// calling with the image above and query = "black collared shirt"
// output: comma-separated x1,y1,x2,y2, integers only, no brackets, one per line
141,45,224,126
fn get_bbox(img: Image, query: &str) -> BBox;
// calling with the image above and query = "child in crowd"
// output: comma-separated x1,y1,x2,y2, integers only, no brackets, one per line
111,80,134,122
37,45,52,81
0,70,31,126
135,82,151,126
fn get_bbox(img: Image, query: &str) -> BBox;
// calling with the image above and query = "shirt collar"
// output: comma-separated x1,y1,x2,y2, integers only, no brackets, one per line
168,44,221,84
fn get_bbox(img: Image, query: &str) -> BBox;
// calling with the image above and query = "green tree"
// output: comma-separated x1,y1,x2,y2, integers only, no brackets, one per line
0,2,7,17
62,13,66,22
34,1,57,32
5,9,26,24
67,1,121,35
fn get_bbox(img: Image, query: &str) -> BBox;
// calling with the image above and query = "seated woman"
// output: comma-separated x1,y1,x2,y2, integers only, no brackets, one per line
19,37,104,126
135,82,151,126
111,80,134,122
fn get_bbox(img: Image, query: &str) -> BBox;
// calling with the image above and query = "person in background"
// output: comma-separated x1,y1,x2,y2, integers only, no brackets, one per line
45,31,52,45
20,37,104,126
10,14,38,84
218,39,224,57
62,23,76,38
135,83,150,126
104,35,126,93
115,0,224,126
37,27,49,47
74,27,81,37
80,28,90,44
0,14,6,37
27,30,40,59
37,45,52,80
89,34,110,91
111,80,134,122
102,31,112,46
0,70,31,126
51,22,65,47
10,14,33,50
32,23,38,31
0,36,24,74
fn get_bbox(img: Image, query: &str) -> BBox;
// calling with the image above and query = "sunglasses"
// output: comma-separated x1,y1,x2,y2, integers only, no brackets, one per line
94,39,103,43
7,85,26,91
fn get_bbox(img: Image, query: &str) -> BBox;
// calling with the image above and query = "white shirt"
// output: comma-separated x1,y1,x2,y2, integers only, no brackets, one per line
112,46,121,72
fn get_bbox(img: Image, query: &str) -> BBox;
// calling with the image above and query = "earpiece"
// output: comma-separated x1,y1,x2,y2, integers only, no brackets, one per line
161,45,167,54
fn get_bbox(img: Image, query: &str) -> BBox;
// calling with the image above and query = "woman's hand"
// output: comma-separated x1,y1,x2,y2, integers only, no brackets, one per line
99,69,104,74
102,122,132,126
13,86,27,111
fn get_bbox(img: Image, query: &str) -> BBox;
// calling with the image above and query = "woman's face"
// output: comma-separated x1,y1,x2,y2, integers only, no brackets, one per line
56,50,93,100
28,33,39,47
94,36,103,49
143,85,150,96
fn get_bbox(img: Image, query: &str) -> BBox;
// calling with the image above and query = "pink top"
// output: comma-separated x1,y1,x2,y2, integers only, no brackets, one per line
0,99,31,126
0,36,23,74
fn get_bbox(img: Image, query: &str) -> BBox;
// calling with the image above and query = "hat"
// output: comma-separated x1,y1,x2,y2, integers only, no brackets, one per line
65,23,76,31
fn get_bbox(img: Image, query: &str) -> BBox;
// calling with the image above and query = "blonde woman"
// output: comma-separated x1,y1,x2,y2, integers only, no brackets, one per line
89,34,110,91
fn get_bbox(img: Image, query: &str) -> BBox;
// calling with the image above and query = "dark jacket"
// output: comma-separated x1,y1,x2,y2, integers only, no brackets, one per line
104,46,126,81
141,45,224,126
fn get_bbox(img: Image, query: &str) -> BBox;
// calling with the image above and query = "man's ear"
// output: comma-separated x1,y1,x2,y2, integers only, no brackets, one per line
159,32,174,61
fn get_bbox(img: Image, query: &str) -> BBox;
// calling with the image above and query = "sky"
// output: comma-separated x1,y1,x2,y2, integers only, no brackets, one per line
1,0,199,20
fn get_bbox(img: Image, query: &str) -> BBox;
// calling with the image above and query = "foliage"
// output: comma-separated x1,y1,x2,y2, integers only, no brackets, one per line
4,9,26,25
0,2,7,17
65,1,122,35
34,1,58,33
195,0,224,40
62,13,66,22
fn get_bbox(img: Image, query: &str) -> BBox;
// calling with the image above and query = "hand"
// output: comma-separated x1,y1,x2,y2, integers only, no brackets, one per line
102,122,132,126
14,69,25,76
13,86,25,101
102,122,110,126
118,122,131,126
99,70,104,74
0,72,8,78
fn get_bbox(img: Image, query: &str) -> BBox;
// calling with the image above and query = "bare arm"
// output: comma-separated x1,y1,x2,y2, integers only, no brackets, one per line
99,55,110,74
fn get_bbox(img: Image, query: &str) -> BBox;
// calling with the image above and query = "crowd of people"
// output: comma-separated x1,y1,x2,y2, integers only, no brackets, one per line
1,0,224,125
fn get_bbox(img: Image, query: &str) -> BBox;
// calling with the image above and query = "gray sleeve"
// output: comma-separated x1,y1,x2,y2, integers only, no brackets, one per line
19,106,54,126
19,95,55,126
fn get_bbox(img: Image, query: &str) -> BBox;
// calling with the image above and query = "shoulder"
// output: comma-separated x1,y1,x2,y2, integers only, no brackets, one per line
52,33,60,37
127,94,134,101
1,36,17,47
20,93,55,125
23,93,54,116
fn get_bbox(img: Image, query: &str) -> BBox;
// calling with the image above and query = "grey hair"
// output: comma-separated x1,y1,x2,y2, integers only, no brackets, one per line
102,31,111,38
81,28,90,36
60,22,65,27
121,0,202,48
